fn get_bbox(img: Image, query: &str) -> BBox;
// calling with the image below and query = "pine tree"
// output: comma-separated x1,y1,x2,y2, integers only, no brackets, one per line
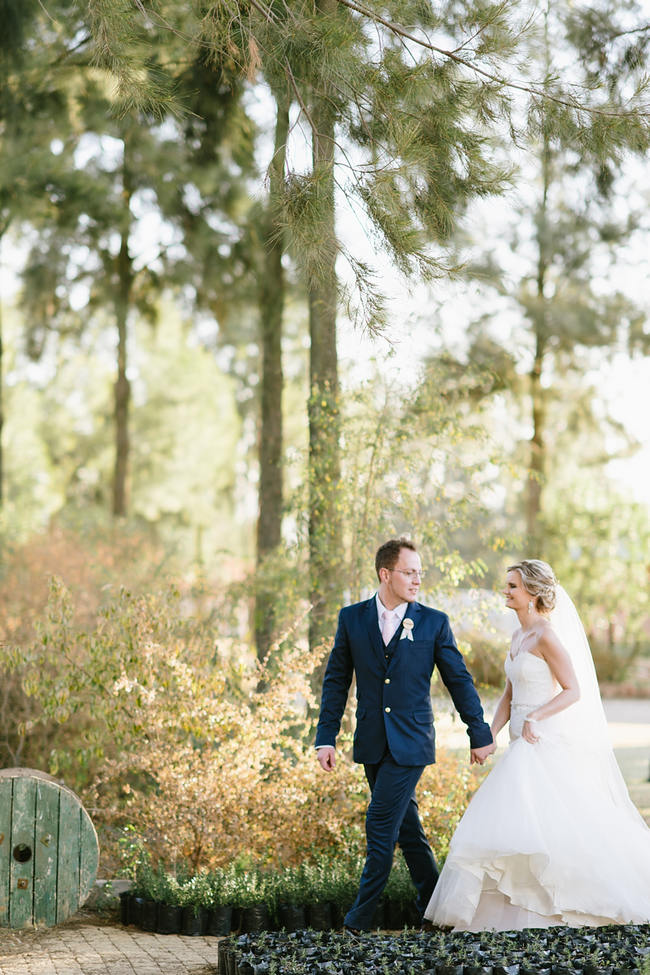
0,0,72,510
13,5,257,520
254,81,291,659
447,0,650,548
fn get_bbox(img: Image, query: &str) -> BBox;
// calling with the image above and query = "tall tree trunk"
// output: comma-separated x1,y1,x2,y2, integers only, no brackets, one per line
112,131,134,517
0,291,4,512
0,250,4,511
526,31,551,548
255,87,290,661
308,1,342,657
0,225,9,512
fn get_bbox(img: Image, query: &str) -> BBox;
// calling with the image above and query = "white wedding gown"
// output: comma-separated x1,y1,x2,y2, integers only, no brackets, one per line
425,625,650,930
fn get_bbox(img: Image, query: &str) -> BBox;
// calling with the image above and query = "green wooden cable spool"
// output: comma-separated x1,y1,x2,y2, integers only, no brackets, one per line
0,768,99,928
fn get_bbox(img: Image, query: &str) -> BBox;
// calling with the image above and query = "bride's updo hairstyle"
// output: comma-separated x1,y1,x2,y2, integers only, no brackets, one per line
507,559,558,613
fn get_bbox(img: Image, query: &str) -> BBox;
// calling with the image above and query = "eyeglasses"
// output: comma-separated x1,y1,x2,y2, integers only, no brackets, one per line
391,568,426,580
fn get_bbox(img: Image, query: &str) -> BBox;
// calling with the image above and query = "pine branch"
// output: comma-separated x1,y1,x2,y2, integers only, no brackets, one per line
332,0,650,118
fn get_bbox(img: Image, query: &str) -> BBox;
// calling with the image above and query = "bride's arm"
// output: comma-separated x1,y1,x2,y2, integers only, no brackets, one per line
523,629,580,741
490,678,513,738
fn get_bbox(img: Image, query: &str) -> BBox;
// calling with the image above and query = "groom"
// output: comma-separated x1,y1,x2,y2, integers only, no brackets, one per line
315,537,495,932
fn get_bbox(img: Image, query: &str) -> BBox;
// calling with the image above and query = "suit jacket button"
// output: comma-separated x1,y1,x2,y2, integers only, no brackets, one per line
384,678,390,684
385,706,391,713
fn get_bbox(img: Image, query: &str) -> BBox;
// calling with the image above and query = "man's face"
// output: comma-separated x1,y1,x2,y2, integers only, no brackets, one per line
381,547,422,604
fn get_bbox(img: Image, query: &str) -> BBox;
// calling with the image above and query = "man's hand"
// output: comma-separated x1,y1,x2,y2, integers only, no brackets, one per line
470,742,496,765
316,746,336,772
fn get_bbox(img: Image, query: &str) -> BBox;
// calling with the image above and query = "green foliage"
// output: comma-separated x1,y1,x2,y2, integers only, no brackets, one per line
542,482,650,677
335,361,496,601
129,853,414,919
224,926,650,973
85,0,178,118
0,306,245,558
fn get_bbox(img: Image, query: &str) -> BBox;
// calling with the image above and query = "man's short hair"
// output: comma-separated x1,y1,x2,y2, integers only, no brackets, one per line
375,537,417,580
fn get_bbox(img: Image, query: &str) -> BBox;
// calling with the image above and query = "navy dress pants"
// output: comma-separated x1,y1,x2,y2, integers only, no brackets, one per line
344,751,439,930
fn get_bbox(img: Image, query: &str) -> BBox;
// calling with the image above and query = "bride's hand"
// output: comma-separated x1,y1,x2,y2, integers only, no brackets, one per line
522,719,540,744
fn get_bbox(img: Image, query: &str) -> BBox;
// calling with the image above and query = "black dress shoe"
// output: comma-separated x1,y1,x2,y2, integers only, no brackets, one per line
343,925,363,937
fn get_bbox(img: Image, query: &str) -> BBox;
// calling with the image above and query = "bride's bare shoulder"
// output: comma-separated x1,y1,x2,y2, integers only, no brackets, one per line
535,621,566,655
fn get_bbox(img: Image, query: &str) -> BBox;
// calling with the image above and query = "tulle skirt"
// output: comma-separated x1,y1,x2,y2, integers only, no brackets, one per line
424,732,650,931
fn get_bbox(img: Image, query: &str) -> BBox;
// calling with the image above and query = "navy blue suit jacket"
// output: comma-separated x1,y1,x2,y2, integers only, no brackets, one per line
315,597,492,766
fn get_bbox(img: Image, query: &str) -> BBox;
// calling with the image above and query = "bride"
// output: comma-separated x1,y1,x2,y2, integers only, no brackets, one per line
424,559,650,931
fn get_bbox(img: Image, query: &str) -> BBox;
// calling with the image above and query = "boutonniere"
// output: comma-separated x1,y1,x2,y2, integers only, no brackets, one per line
400,618,414,641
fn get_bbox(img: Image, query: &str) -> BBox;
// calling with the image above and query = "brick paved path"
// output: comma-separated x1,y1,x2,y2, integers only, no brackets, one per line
0,915,219,975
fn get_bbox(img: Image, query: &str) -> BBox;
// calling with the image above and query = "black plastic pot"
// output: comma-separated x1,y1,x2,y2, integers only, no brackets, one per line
217,941,230,971
141,899,158,932
371,900,386,929
119,890,130,926
404,900,420,927
242,903,271,933
229,906,242,933
383,899,405,930
156,903,183,935
330,902,346,929
127,895,144,928
278,903,306,932
306,901,333,930
225,948,237,975
182,906,203,936
207,904,233,936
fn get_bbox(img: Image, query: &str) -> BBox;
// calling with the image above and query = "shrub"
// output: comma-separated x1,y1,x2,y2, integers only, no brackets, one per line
4,579,482,874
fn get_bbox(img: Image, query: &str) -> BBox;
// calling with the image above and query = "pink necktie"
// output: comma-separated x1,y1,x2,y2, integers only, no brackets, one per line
381,610,397,645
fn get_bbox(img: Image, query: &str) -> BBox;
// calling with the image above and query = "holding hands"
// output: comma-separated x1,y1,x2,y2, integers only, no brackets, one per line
470,742,497,765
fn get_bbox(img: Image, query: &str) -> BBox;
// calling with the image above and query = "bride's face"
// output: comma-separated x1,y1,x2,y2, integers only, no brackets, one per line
502,570,531,612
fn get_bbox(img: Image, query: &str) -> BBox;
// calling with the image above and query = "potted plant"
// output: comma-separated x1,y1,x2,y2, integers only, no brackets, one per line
235,869,274,933
155,874,183,935
131,857,170,932
177,872,214,936
126,858,152,929
276,866,307,932
300,861,334,930
326,857,360,930
204,868,234,936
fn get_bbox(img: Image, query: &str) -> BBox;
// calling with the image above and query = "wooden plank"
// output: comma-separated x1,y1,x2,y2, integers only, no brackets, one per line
9,777,37,929
33,780,60,927
56,789,80,923
79,810,99,906
0,778,13,925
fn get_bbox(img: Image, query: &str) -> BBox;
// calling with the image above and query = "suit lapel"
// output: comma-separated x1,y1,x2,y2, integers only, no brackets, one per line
365,597,387,667
390,601,421,654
